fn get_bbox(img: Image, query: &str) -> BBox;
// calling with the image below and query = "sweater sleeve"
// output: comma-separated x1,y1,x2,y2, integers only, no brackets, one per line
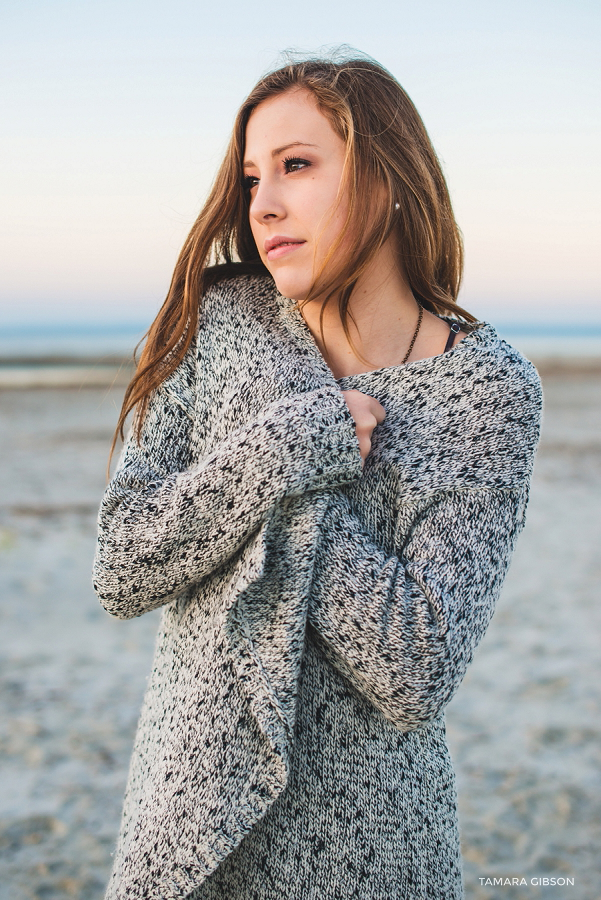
307,486,528,731
93,381,362,620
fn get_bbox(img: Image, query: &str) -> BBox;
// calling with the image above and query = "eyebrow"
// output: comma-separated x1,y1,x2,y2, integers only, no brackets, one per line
243,141,318,169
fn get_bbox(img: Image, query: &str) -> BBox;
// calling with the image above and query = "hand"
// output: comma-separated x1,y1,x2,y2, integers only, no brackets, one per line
341,390,386,465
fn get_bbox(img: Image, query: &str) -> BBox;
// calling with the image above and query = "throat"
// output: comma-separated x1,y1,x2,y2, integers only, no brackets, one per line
303,306,457,378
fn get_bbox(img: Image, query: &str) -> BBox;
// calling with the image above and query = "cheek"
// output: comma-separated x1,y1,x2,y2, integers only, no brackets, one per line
312,199,348,261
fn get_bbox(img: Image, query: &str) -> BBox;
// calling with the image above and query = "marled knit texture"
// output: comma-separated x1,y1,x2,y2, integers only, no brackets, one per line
93,275,542,900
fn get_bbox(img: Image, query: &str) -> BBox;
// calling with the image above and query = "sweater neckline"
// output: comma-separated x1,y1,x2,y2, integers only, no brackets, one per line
274,289,492,383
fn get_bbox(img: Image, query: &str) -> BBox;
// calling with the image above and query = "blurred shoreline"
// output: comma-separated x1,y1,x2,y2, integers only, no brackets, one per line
2,322,601,387
1,348,601,388
0,363,135,389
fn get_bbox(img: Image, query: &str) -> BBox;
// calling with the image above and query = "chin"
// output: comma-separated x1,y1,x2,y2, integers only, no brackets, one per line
268,268,312,303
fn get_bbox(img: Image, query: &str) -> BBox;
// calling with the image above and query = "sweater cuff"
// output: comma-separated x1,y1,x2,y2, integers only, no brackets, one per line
285,384,363,494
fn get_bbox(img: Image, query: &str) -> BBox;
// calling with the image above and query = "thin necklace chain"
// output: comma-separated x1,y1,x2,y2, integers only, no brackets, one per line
401,303,423,365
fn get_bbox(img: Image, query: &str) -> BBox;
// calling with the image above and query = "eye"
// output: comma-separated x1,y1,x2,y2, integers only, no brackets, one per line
283,156,311,174
242,174,259,191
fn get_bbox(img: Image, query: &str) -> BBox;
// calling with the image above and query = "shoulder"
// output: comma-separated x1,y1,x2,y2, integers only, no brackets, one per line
195,271,305,389
404,321,542,424
445,323,543,475
459,323,543,417
196,273,287,368
199,273,281,331
385,323,543,492
138,276,283,435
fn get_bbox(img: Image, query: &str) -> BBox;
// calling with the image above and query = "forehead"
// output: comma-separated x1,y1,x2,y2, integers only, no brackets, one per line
244,88,341,158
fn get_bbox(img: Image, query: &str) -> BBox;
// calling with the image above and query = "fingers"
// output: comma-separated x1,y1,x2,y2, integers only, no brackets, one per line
357,433,372,465
341,390,386,426
355,417,378,463
369,397,386,428
371,398,386,425
341,390,386,464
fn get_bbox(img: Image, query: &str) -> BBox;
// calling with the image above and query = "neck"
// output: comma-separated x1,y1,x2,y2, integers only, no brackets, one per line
299,240,420,378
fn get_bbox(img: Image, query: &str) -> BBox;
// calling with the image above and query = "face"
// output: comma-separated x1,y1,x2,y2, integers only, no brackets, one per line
243,88,348,302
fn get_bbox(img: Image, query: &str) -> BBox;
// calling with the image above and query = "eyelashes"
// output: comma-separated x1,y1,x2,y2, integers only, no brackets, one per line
242,174,259,191
242,156,312,191
283,155,311,173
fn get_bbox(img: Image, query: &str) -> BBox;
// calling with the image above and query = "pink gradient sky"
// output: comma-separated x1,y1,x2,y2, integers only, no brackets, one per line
1,0,599,325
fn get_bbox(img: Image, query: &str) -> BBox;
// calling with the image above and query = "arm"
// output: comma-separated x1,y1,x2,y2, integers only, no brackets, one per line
308,487,528,731
93,381,362,620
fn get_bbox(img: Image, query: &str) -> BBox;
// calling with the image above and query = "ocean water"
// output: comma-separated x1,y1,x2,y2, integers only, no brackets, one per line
0,325,147,361
1,322,601,361
494,324,601,361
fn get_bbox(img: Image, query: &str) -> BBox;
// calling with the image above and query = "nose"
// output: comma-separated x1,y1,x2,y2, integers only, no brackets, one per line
249,176,286,224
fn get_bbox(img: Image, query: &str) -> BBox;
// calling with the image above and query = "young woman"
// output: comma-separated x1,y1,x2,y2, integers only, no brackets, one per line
94,55,542,900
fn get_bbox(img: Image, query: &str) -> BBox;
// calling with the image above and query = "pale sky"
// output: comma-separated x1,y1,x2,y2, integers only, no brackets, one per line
1,0,599,326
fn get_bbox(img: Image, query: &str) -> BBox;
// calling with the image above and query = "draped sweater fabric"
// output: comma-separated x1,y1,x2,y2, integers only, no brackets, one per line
93,275,542,900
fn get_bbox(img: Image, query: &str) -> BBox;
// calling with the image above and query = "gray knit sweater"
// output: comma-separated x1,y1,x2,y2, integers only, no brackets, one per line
93,275,542,900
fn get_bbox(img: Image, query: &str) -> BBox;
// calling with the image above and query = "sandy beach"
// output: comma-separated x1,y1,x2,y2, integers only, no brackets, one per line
0,371,599,900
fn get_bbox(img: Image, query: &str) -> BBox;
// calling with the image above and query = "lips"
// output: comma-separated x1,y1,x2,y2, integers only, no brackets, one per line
264,235,306,261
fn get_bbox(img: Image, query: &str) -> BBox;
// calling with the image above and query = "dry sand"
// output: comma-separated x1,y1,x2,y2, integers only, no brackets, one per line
0,374,599,900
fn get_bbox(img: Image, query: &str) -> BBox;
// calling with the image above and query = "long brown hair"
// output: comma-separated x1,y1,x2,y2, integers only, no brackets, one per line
112,52,474,455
